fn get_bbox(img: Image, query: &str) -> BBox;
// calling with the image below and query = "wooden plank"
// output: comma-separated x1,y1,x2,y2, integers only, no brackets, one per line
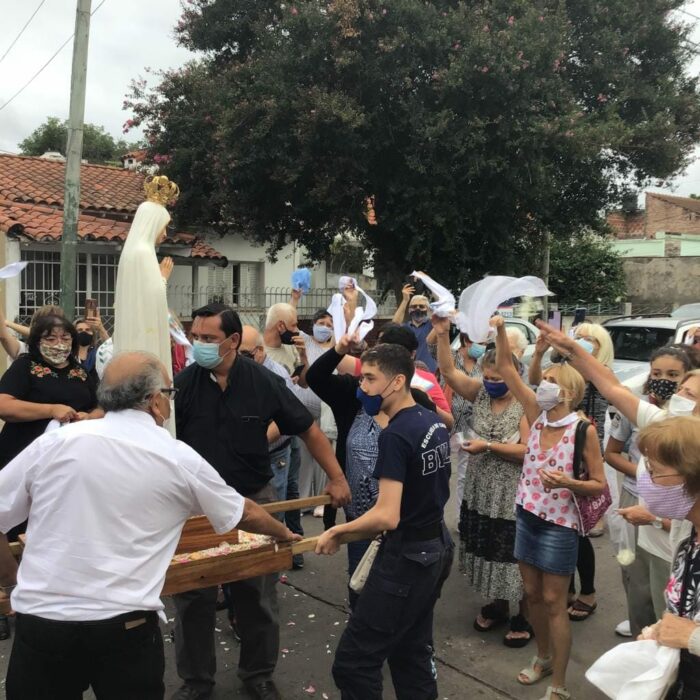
162,542,292,596
262,494,330,515
291,531,370,555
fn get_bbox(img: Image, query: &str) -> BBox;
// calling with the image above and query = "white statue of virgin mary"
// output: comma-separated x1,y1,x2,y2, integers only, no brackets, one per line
112,175,179,435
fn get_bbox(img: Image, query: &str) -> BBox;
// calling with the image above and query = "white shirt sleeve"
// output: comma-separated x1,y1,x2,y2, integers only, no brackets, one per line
609,410,632,443
0,437,47,533
187,457,245,535
636,401,665,429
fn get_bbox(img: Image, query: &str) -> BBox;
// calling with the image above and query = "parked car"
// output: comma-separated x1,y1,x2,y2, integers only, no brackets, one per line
603,314,700,391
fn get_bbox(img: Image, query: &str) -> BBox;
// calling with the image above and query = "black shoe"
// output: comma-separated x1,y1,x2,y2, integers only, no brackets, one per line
0,615,10,641
169,684,212,700
244,679,282,700
292,553,304,570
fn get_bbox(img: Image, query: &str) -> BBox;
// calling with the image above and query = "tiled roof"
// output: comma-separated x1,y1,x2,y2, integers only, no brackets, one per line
0,154,145,213
0,200,226,262
0,154,226,263
647,191,700,216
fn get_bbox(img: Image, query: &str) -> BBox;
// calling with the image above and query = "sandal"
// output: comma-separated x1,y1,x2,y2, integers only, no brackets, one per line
503,614,534,648
517,655,553,685
473,602,509,632
568,599,597,621
541,686,571,700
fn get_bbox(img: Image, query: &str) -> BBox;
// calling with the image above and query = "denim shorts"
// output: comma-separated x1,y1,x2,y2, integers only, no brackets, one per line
514,506,579,576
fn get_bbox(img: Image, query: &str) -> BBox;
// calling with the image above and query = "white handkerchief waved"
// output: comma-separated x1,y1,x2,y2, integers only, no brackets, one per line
456,275,552,343
329,276,377,341
0,261,28,280
410,271,455,317
586,640,679,699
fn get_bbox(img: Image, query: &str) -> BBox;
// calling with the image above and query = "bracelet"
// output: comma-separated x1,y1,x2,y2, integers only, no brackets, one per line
486,442,492,453
690,626,700,656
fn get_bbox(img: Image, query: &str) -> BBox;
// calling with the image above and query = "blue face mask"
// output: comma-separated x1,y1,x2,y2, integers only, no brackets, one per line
192,339,228,369
576,338,595,354
468,343,486,360
356,378,396,417
483,379,509,399
313,324,333,343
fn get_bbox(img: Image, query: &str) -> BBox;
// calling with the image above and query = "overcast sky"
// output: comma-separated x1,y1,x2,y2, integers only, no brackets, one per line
1,0,700,197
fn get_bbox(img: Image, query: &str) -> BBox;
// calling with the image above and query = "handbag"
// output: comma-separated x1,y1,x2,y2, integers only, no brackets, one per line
349,536,382,594
586,640,679,699
571,420,613,536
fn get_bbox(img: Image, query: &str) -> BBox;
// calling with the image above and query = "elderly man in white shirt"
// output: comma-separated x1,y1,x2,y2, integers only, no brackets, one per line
0,351,298,700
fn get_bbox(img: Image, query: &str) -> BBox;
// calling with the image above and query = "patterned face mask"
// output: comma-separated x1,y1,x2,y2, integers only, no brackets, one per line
647,378,679,403
39,342,71,366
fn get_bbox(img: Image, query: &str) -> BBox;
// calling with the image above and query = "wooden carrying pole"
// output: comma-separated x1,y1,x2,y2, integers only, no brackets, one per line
5,495,370,607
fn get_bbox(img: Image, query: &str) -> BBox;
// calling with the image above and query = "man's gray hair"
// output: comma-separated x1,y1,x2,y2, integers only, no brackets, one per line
97,353,164,412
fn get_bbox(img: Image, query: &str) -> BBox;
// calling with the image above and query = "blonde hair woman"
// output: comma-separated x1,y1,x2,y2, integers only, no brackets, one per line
634,416,700,700
493,316,606,700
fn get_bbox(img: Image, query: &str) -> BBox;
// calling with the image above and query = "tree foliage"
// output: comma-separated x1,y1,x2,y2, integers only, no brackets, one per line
125,0,700,292
19,117,141,165
548,232,626,305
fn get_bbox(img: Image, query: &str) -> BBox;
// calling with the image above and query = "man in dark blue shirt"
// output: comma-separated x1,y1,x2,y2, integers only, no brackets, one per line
392,283,438,372
316,343,454,700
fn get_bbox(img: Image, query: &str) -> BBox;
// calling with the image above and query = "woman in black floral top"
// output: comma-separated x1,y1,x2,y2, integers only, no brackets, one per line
636,416,700,700
0,315,99,471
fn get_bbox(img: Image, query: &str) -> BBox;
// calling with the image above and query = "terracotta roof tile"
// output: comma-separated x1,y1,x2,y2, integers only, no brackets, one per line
0,154,145,213
0,200,226,261
647,191,700,216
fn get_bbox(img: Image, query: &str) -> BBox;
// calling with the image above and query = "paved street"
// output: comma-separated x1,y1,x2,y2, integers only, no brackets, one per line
0,472,626,700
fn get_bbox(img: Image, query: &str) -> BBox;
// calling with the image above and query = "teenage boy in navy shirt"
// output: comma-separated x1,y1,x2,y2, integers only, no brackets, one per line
316,343,454,700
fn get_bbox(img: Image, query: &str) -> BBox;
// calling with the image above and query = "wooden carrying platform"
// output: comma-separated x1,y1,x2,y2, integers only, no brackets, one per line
5,496,365,611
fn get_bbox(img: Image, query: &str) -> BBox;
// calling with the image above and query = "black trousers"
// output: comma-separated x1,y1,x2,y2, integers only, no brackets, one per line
174,483,280,690
6,611,164,700
332,525,454,700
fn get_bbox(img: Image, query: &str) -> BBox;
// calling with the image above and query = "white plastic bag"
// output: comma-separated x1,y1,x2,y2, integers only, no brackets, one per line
585,640,679,699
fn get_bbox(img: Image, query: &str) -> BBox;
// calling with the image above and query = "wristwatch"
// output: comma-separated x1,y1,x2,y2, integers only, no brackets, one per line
652,516,664,530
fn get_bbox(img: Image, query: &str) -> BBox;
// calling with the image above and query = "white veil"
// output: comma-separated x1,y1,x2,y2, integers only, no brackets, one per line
113,200,174,435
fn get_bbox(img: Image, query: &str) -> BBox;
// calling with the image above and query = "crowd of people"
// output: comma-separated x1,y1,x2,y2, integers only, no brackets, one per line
0,183,698,700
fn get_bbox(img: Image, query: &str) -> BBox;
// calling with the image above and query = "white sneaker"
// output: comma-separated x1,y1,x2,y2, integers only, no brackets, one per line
313,505,324,518
615,620,632,637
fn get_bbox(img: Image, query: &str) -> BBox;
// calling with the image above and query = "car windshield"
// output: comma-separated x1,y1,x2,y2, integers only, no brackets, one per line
608,326,675,362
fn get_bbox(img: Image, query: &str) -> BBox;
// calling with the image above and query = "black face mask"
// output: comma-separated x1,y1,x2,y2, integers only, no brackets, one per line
280,326,299,345
77,331,93,347
647,378,678,403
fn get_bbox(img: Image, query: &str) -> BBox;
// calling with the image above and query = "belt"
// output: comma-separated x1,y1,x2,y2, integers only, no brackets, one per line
398,521,443,542
17,610,157,627
270,438,292,453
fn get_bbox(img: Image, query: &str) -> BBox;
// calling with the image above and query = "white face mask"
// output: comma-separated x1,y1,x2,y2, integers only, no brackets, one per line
668,393,696,417
536,380,562,410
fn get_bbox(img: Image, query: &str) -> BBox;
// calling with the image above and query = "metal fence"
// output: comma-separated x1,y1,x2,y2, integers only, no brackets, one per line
167,285,398,322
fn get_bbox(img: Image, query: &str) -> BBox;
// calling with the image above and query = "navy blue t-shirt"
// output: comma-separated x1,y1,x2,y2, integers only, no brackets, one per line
373,404,450,530
403,320,437,373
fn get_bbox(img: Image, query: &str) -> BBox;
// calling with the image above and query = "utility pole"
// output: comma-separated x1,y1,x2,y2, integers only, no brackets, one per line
59,0,92,319
541,230,551,320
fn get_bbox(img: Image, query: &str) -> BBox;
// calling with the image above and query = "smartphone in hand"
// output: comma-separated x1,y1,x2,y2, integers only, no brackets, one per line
84,298,98,319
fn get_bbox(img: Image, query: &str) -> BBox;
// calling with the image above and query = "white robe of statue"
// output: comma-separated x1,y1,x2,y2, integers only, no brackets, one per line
112,200,174,435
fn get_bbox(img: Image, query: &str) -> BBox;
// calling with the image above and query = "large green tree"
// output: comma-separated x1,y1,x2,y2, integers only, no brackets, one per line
125,0,700,293
19,117,141,165
548,232,626,305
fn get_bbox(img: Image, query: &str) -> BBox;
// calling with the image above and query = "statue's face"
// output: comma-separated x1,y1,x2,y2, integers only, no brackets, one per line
156,227,167,246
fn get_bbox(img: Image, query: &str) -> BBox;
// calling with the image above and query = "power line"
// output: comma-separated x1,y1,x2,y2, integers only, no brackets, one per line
0,0,47,65
0,0,108,113
677,7,700,22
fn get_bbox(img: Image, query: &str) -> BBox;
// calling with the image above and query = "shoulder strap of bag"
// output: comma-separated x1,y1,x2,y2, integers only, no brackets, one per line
572,420,591,480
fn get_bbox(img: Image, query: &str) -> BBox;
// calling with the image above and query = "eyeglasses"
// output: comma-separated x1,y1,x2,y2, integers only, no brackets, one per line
160,387,178,397
409,306,428,311
239,350,255,359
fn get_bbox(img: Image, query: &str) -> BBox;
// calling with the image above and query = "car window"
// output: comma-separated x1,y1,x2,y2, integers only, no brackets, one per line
505,321,535,344
607,326,675,362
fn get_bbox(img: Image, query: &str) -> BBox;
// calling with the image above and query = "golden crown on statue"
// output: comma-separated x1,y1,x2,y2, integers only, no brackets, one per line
144,175,180,206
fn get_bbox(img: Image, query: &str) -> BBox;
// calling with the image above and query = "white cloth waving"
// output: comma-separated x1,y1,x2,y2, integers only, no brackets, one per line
410,270,455,317
456,275,552,343
328,276,377,341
